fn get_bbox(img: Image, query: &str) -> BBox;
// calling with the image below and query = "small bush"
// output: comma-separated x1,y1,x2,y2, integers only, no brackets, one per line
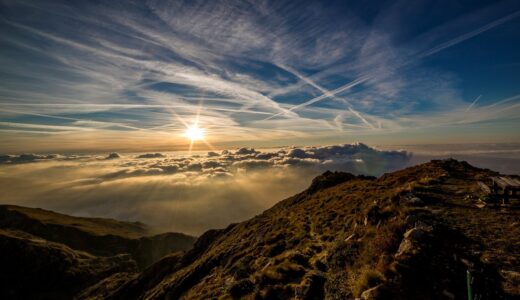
326,241,359,270
231,256,254,280
352,268,383,297
259,284,292,299
372,221,404,255
287,252,309,267
229,279,255,299
264,241,286,257
276,262,306,283
259,261,305,285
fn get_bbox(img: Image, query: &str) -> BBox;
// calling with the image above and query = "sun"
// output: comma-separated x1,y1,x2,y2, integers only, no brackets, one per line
185,125,205,141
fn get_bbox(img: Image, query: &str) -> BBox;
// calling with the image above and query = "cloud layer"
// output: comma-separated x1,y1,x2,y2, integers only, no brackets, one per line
0,143,409,235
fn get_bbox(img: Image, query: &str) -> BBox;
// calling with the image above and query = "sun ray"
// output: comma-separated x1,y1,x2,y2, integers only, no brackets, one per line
185,99,207,154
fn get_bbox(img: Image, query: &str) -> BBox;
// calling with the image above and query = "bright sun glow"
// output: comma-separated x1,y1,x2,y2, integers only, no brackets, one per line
185,126,205,141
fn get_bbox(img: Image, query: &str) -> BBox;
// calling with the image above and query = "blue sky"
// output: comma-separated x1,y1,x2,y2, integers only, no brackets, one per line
0,0,519,152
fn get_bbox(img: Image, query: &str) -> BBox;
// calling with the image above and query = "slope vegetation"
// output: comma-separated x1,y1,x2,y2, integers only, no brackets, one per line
80,159,520,299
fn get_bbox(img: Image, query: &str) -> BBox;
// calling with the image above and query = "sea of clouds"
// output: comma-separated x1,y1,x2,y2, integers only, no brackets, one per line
0,143,411,235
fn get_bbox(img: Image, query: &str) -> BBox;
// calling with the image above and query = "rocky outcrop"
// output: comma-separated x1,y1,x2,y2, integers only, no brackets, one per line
307,171,375,194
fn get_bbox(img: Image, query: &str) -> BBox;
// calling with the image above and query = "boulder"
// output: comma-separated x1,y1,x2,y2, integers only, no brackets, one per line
395,238,414,259
403,228,426,241
360,284,385,300
402,196,424,206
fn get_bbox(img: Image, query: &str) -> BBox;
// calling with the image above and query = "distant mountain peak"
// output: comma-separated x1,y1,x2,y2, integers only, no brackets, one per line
307,171,375,194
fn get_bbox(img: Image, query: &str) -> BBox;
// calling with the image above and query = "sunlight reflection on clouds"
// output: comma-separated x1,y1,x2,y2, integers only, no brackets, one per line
0,143,409,235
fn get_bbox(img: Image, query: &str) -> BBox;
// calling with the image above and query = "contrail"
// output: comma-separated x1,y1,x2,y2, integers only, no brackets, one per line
276,64,374,128
486,93,520,108
348,107,374,129
264,9,520,121
418,10,520,59
465,95,482,112
0,103,273,115
0,108,163,133
264,75,370,120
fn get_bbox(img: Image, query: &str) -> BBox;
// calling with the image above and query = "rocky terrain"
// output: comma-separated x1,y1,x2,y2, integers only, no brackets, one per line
1,159,519,299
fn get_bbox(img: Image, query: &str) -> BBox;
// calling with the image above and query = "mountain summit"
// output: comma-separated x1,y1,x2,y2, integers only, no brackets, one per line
1,159,519,299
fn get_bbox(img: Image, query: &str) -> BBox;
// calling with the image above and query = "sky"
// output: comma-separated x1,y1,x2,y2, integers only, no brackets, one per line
1,0,520,234
0,0,519,153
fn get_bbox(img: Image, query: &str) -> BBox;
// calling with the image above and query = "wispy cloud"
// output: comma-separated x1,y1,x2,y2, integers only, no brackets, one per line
0,0,519,151
465,95,482,113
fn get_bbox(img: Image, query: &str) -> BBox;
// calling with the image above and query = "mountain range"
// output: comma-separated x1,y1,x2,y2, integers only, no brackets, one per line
1,159,519,299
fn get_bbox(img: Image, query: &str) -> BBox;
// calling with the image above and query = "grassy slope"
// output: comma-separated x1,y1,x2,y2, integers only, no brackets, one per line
1,205,148,238
96,159,520,299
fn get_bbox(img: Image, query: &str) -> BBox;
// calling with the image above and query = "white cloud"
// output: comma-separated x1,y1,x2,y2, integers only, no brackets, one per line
0,143,410,235
2,142,519,235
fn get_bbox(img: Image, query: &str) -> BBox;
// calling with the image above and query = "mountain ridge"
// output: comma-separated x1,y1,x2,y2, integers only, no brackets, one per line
78,159,520,299
1,159,519,299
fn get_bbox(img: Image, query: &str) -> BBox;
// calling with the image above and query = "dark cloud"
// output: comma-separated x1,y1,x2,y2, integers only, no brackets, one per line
136,153,165,159
0,153,60,164
202,160,224,169
286,148,307,158
232,159,274,170
185,162,203,172
235,147,258,155
106,152,121,159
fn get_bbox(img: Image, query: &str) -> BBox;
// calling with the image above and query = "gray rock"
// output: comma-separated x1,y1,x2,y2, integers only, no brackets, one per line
402,195,424,206
360,284,384,299
414,221,433,232
344,233,357,242
404,215,418,227
403,228,426,241
395,239,414,258
442,289,455,299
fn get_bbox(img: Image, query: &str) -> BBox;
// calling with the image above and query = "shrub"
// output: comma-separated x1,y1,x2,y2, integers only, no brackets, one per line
352,268,383,297
326,241,359,270
264,241,286,257
371,221,404,255
259,261,305,285
260,284,292,300
287,252,309,267
228,279,255,299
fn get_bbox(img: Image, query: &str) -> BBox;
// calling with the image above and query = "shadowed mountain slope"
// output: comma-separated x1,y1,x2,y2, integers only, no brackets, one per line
0,228,137,300
0,205,196,269
0,205,196,300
